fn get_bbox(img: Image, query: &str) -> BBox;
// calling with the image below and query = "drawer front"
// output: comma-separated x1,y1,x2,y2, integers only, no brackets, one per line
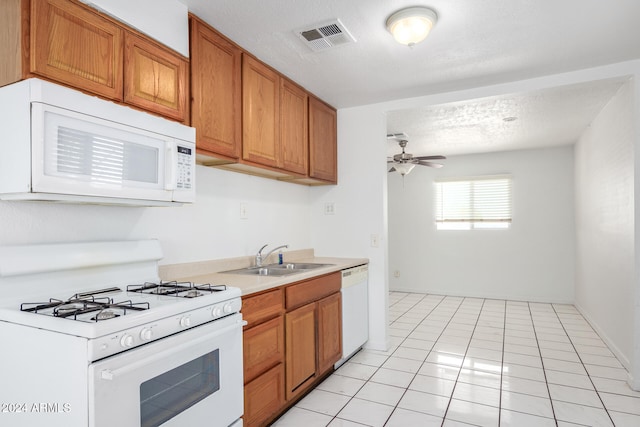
242,288,283,327
244,363,285,427
285,272,341,310
243,315,284,384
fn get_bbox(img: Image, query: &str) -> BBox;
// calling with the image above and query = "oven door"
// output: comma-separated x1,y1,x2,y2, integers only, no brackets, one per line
88,313,243,427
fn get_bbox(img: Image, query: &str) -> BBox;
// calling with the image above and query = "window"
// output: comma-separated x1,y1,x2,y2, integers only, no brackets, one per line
435,175,512,230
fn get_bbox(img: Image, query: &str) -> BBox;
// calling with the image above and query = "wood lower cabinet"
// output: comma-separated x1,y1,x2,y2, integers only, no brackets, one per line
244,363,285,427
124,32,188,122
285,302,316,399
308,95,338,183
242,272,342,426
30,0,124,100
317,292,342,374
189,16,242,160
242,288,285,427
244,316,284,383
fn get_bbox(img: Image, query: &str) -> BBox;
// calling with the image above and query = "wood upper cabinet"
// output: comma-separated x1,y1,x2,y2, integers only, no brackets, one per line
30,0,124,100
285,302,317,399
124,32,188,122
280,79,308,175
317,292,342,374
189,17,242,159
242,54,280,168
309,95,338,183
2,0,188,122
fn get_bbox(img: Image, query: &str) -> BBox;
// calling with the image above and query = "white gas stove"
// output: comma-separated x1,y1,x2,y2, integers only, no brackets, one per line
0,240,244,427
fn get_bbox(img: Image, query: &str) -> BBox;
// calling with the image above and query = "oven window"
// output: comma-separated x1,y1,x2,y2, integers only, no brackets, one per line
140,349,220,427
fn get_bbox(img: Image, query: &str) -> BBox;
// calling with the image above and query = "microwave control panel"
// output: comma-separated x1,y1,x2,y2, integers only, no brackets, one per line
176,146,193,189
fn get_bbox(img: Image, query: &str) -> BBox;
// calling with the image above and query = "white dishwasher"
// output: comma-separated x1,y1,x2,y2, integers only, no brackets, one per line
337,264,369,367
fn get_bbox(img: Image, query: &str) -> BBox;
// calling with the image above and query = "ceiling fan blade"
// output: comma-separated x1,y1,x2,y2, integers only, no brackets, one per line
414,155,446,160
417,160,444,168
388,166,396,172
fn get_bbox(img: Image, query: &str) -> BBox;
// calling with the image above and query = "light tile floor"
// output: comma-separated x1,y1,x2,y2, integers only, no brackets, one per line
272,292,640,427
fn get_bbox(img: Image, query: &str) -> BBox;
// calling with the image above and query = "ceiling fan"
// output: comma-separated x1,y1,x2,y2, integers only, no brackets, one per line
387,133,446,175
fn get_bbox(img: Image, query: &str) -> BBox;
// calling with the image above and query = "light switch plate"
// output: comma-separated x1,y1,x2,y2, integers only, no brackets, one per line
240,202,249,219
324,202,335,215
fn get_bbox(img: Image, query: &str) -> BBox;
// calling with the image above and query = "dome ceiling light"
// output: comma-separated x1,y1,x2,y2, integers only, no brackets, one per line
386,6,438,47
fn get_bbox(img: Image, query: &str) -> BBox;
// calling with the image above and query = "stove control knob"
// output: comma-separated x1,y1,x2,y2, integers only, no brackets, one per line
212,306,222,317
120,334,134,348
179,316,191,328
223,303,233,314
140,328,153,341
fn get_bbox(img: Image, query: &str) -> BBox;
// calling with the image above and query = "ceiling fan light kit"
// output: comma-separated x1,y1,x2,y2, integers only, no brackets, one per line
386,6,438,46
394,163,416,176
387,137,446,175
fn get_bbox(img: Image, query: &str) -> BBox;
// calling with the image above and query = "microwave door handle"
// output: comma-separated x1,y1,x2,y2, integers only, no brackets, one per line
165,142,177,191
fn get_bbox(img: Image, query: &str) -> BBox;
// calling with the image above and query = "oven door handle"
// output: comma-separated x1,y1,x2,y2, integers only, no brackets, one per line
99,319,245,381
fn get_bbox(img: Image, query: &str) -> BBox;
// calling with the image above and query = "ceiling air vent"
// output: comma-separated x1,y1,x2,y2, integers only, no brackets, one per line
295,19,356,52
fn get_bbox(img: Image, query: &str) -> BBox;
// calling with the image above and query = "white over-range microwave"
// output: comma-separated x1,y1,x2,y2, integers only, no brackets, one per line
0,79,196,206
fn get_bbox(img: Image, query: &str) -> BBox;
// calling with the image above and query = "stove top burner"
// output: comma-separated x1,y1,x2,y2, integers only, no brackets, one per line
127,281,227,297
93,310,118,321
18,281,230,323
20,291,150,322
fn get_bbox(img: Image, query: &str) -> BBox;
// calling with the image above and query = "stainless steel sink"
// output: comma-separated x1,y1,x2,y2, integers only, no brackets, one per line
272,262,334,270
223,266,301,276
222,263,334,276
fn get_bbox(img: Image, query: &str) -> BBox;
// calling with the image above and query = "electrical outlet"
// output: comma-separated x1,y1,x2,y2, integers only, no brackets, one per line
394,270,400,278
240,202,248,219
324,202,335,215
370,234,379,248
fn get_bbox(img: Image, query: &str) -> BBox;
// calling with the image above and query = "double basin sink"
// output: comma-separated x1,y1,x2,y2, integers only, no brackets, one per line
223,262,333,277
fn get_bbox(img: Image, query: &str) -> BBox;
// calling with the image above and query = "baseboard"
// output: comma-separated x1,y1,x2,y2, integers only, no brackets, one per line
574,302,631,372
389,286,574,305
364,337,389,352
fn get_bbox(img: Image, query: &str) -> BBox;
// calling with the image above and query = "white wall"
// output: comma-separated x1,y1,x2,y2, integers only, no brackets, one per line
328,60,640,360
389,146,576,302
575,80,635,371
79,0,189,56
0,166,312,264
310,105,389,351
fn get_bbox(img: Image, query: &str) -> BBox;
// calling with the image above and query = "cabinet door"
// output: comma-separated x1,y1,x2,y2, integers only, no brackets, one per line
308,96,337,183
317,292,342,374
285,302,316,399
244,363,285,427
31,0,124,100
124,32,188,122
190,18,241,158
242,55,280,168
243,316,284,384
280,78,308,175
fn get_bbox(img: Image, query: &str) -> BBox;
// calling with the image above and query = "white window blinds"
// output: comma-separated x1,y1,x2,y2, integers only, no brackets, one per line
435,175,512,230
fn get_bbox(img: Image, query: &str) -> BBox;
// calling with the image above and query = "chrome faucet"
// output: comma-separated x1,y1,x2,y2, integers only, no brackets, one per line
255,244,289,267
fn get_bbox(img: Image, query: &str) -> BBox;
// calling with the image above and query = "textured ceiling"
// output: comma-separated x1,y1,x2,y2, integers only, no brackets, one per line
178,0,640,108
177,0,640,155
386,78,629,157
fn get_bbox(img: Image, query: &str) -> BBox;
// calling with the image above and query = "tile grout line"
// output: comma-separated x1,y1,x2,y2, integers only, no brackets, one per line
381,293,457,426
439,297,486,427
549,304,617,426
526,301,559,426
497,299,507,427
320,292,442,427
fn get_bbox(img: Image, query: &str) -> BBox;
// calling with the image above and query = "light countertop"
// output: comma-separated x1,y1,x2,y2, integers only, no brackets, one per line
159,250,368,296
